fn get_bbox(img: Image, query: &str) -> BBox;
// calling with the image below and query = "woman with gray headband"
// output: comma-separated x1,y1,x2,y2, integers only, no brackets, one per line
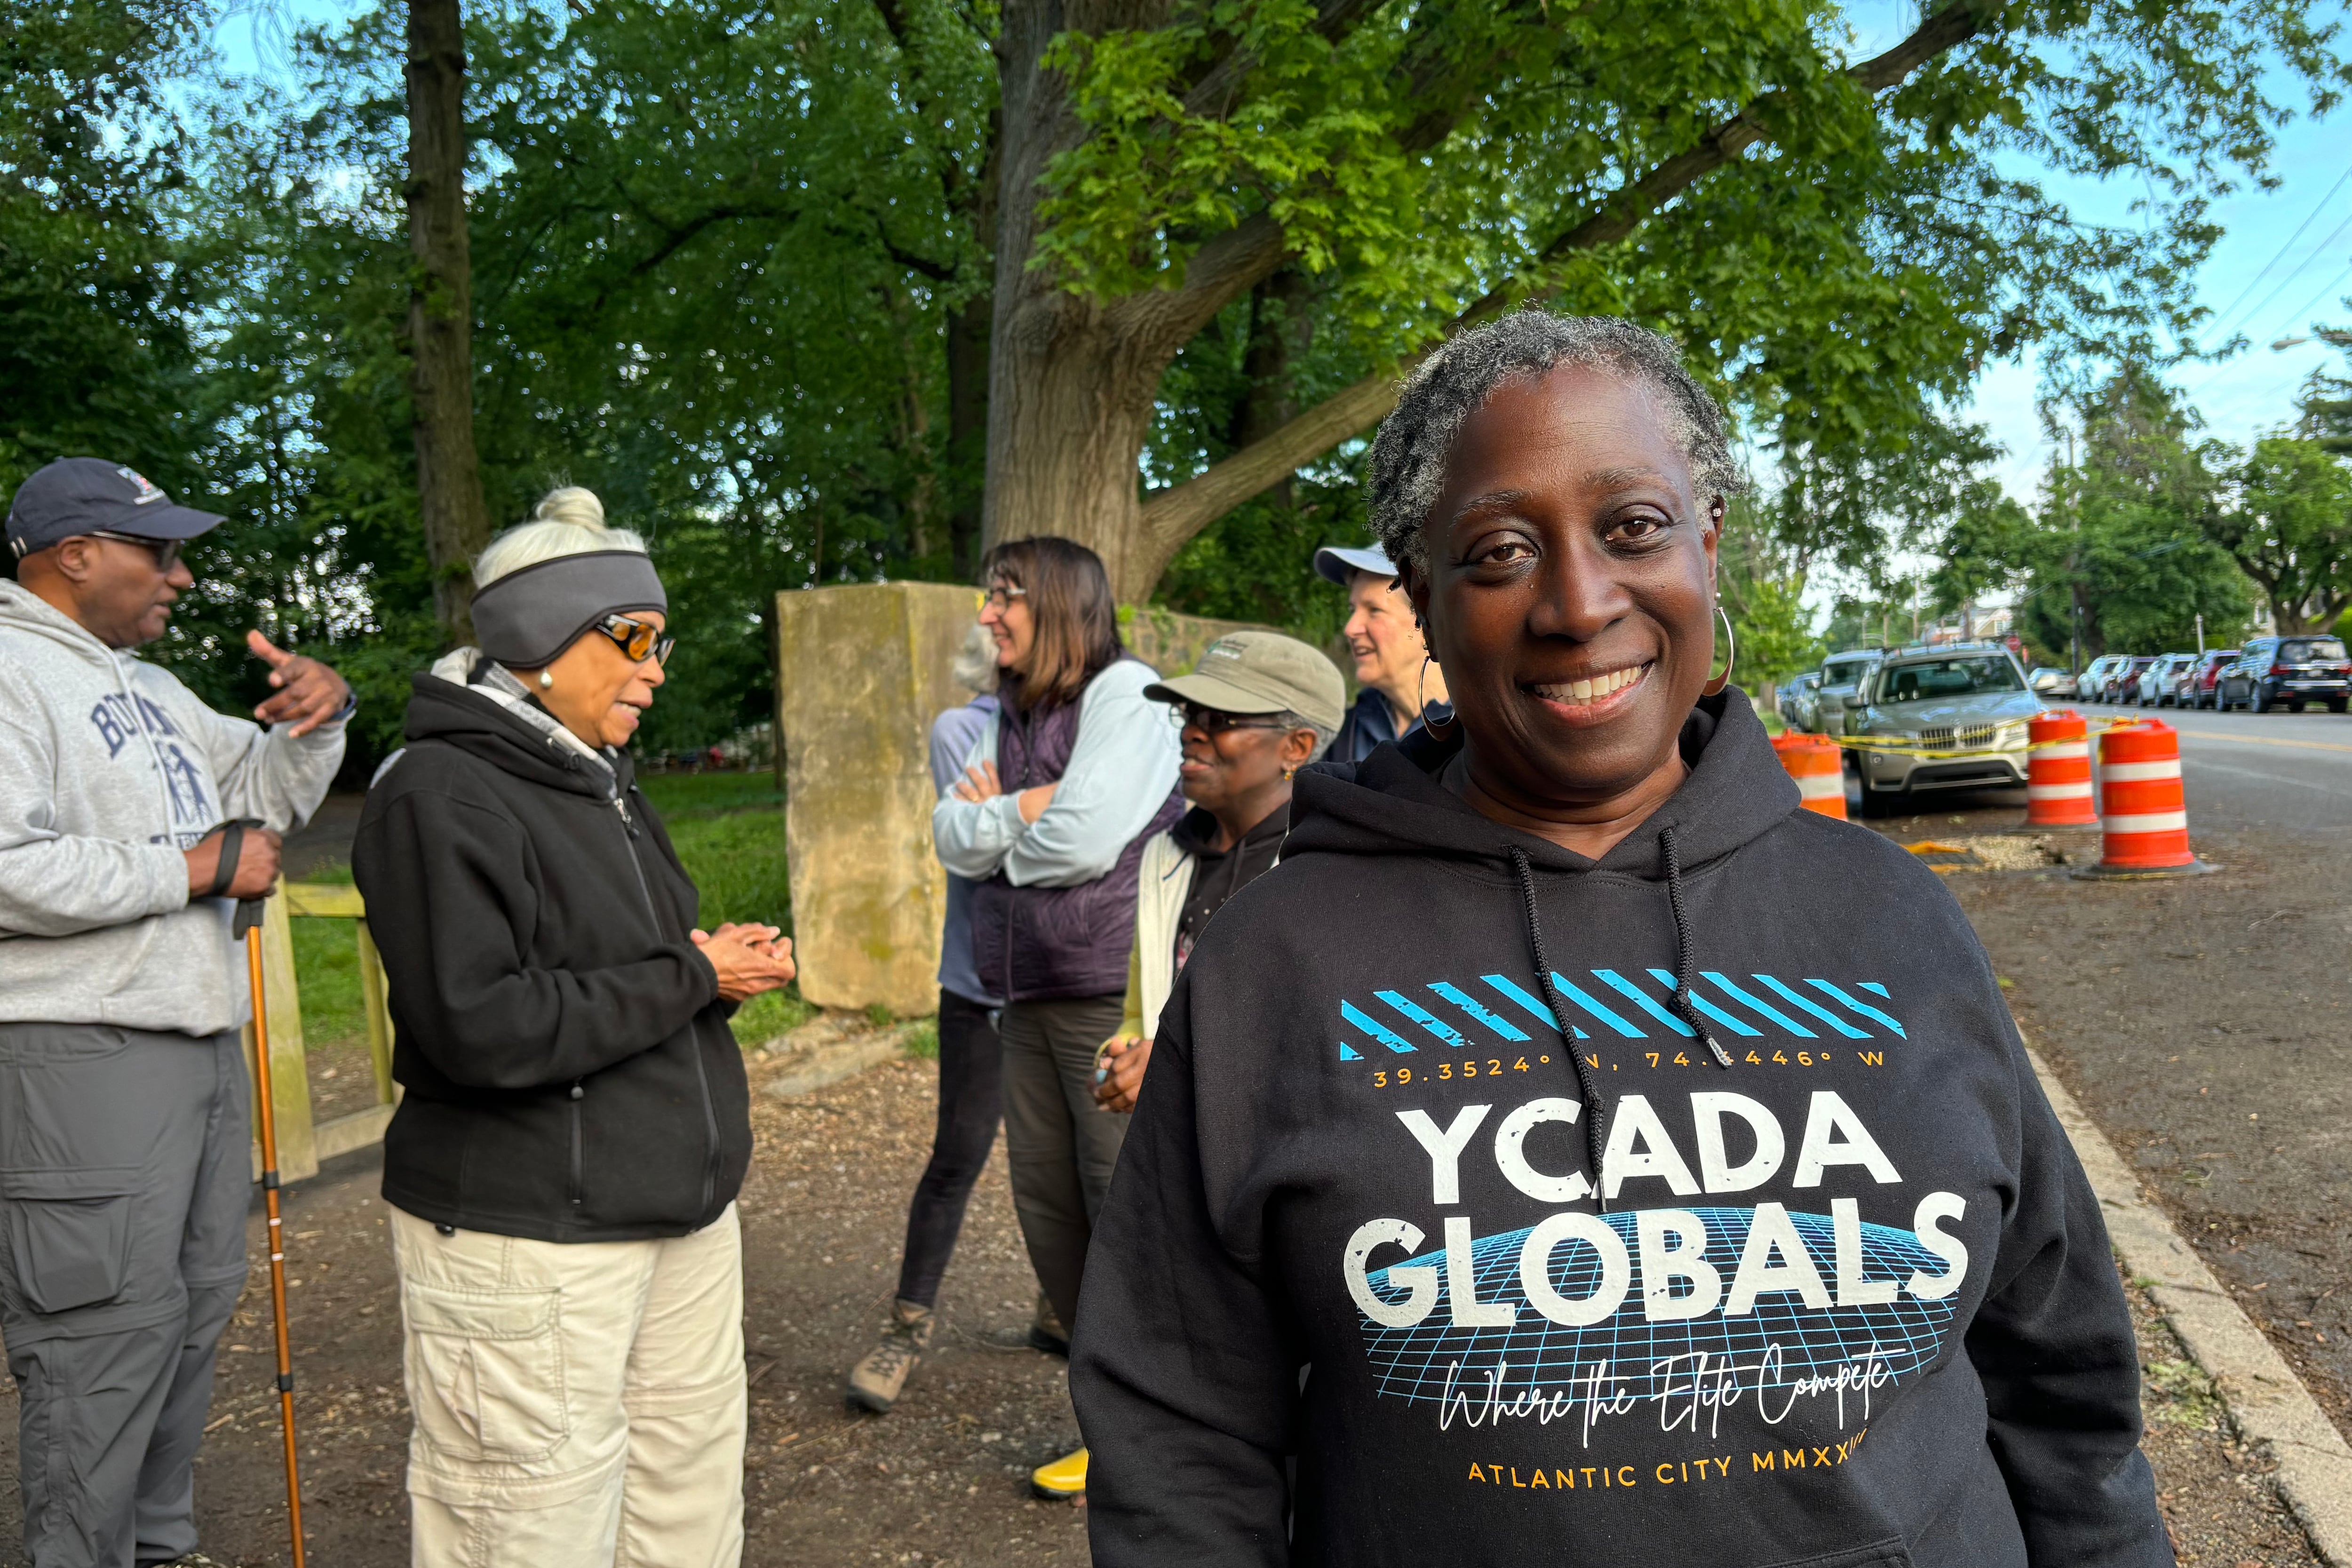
354,488,794,1567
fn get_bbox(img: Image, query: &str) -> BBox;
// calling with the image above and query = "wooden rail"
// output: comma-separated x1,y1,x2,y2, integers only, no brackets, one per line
242,880,400,1184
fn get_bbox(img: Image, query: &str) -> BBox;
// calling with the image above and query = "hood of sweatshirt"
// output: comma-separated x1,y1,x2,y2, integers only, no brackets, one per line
1068,690,2164,1568
401,661,628,804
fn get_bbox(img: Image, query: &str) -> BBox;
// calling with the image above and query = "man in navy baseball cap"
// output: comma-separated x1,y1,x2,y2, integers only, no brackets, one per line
6,457,229,558
0,456,351,1568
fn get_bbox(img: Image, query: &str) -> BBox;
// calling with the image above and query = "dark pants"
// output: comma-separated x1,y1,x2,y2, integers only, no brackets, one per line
998,995,1128,1333
893,991,1005,1309
0,1024,250,1568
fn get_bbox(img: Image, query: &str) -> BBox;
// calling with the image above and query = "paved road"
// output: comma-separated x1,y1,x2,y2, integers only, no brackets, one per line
1838,702,2352,836
1841,698,2352,1454
2142,706,2352,833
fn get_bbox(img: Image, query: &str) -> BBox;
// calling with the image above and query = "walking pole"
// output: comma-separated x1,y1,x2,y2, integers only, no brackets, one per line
238,893,309,1568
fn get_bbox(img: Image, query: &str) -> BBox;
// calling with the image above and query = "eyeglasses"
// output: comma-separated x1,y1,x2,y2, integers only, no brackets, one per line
981,583,1027,610
84,532,183,573
596,613,674,666
1167,702,1295,735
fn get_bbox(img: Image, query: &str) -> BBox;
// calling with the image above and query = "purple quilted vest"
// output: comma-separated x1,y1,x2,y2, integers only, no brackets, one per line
969,665,1184,1003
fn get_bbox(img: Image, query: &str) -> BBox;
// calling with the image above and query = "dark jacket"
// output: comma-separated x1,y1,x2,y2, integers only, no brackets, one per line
969,667,1184,1003
353,673,748,1243
1073,691,2167,1568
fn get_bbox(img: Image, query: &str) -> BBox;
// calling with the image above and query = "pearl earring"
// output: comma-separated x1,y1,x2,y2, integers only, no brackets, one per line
538,670,554,689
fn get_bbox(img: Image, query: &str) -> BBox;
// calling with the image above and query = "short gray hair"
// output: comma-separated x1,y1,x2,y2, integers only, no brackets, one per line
1366,311,1744,579
1272,709,1337,764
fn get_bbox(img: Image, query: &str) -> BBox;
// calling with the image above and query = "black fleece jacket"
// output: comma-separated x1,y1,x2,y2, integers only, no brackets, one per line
353,673,748,1242
1071,690,2169,1568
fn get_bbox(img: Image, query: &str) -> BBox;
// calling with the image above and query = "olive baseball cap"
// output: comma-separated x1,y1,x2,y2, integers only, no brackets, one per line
6,458,225,559
1145,630,1346,732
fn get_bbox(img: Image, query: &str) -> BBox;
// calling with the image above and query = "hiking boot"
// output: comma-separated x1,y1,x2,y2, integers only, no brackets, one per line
1027,1291,1070,1358
844,1299,934,1414
1031,1445,1089,1500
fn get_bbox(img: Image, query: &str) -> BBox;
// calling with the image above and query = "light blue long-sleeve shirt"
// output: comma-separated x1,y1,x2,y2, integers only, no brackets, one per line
931,659,1182,890
931,695,1001,1005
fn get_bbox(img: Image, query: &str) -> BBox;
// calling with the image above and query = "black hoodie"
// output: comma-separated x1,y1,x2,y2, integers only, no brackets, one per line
1071,691,2168,1568
352,672,748,1242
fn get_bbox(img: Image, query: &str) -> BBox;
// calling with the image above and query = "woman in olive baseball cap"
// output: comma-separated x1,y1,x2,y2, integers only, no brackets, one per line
1092,630,1346,1115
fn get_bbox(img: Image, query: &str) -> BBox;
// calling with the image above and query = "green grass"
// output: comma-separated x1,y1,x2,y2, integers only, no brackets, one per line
291,916,369,1052
637,771,783,820
1758,709,1788,736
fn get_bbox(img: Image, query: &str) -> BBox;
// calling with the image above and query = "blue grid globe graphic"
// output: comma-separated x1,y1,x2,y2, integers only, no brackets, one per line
1359,1206,1958,1407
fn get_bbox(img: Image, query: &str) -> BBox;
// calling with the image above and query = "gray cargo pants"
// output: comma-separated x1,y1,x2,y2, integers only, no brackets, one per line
0,1024,250,1568
997,995,1129,1334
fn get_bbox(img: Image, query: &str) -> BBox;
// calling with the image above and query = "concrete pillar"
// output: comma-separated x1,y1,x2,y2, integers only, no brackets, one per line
775,585,1298,1017
776,583,977,1016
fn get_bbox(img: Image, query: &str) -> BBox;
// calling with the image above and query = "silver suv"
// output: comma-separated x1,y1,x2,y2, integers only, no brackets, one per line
1808,649,1885,736
1846,645,2043,817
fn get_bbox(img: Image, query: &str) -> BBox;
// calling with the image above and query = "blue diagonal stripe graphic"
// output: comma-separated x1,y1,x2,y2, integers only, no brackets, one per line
1591,968,1694,1037
1376,990,1469,1048
1642,969,1762,1036
1476,974,1588,1040
1750,974,1871,1038
1340,1000,1417,1054
1547,971,1645,1038
1804,979,1907,1038
1534,968,1646,1043
1698,971,1818,1037
1428,981,1531,1042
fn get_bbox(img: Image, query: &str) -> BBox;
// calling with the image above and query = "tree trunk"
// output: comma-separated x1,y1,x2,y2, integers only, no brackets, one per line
405,0,492,647
946,291,992,579
979,0,1994,605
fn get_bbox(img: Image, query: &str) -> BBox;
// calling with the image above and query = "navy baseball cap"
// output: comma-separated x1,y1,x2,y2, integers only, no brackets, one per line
6,458,225,559
1313,542,1397,585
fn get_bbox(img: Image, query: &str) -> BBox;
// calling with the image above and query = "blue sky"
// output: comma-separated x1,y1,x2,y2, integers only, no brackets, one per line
216,0,2348,509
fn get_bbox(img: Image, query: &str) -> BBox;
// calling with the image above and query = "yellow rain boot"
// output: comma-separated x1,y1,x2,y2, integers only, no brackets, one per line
1030,1446,1089,1501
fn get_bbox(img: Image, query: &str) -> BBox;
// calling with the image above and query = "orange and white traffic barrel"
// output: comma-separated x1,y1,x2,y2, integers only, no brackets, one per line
1772,732,1847,820
2075,718,2216,879
2025,710,2098,827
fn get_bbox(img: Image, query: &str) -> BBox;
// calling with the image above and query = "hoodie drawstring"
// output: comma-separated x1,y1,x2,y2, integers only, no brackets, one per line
1660,825,1734,1070
1506,847,1609,1212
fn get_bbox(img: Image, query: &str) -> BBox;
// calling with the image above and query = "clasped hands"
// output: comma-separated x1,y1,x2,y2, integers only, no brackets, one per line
953,760,1057,825
691,923,796,1002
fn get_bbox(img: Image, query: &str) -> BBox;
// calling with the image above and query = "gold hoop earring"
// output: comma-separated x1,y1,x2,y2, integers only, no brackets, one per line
1701,605,1737,698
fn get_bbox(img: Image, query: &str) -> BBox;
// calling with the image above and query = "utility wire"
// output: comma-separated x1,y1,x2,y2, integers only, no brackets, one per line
2203,158,2352,336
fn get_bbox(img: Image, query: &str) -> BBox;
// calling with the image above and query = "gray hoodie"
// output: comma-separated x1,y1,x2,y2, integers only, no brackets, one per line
0,581,347,1034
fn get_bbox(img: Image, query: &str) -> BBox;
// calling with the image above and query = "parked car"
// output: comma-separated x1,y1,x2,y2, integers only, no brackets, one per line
2105,655,2157,704
2137,653,2194,706
1778,671,1823,733
2077,653,2129,702
1810,648,1886,735
1845,644,2042,816
2217,635,2352,712
2026,666,2077,700
2184,648,2239,709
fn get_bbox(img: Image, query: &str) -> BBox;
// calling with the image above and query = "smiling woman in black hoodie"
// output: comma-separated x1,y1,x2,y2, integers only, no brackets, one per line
1070,315,2171,1568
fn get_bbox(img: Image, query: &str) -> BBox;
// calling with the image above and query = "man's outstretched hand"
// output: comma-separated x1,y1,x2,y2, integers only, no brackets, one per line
249,630,352,736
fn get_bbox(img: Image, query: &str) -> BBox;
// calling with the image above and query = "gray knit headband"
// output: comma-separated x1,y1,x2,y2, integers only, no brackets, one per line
471,550,667,668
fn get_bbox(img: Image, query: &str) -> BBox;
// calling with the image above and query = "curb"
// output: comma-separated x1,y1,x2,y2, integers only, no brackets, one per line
2026,1042,2352,1565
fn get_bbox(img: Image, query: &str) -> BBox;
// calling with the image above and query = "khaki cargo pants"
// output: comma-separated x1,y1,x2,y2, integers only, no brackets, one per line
390,1203,746,1568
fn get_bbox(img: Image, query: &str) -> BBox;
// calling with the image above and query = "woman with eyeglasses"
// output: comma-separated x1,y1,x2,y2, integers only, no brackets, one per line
931,536,1184,1500
354,487,795,1567
1091,631,1344,1115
